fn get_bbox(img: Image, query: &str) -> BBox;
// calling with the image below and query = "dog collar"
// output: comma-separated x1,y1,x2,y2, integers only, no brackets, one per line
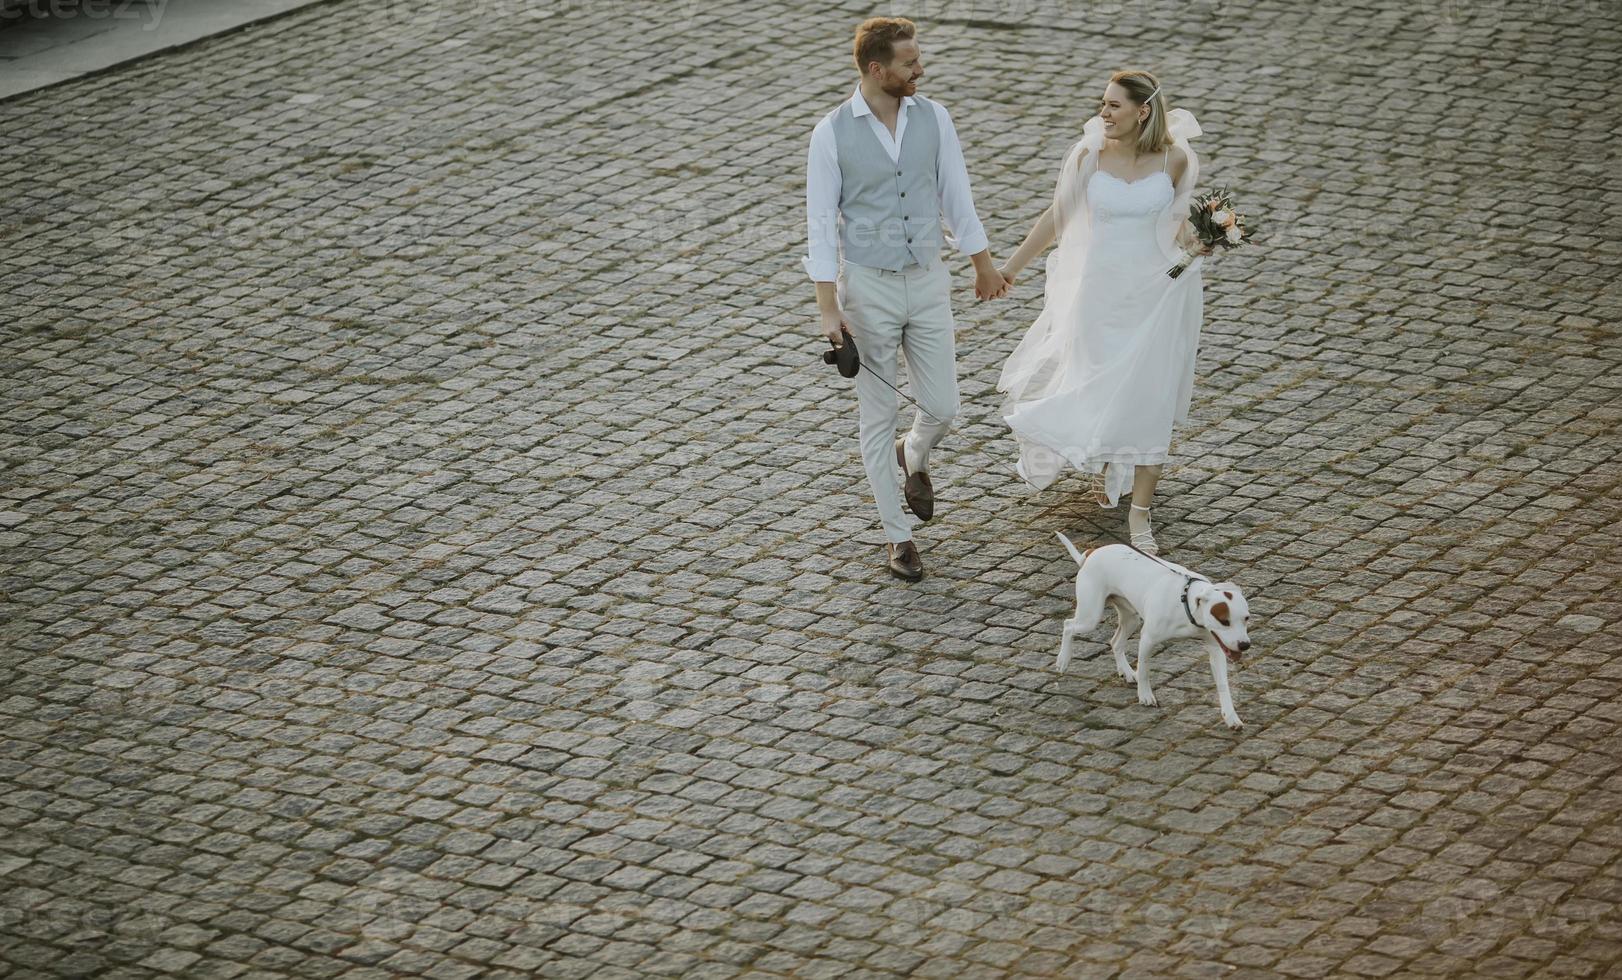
1180,576,1199,626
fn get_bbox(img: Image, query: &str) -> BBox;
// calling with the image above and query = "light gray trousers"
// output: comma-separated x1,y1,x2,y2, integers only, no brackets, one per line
838,258,961,544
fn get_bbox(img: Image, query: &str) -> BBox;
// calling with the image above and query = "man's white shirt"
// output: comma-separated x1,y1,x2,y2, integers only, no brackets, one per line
803,86,989,283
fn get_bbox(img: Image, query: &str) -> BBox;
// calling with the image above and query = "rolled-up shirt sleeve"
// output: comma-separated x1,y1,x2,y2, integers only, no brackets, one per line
803,116,841,283
933,101,989,257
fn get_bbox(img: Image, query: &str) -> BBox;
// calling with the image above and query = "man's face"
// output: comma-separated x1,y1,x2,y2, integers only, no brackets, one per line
871,38,923,98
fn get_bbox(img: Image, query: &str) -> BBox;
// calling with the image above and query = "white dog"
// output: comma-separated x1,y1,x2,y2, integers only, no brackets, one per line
1055,535,1253,730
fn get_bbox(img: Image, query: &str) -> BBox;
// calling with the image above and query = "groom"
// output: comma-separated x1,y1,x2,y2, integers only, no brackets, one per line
804,16,1008,582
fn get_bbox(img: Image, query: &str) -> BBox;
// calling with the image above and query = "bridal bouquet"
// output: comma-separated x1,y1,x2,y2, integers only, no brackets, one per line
1168,189,1255,278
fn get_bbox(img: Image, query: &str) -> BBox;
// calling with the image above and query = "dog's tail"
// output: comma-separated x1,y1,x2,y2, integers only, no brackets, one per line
1055,531,1088,568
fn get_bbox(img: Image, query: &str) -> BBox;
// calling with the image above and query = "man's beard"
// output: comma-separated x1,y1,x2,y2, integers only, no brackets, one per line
880,75,915,98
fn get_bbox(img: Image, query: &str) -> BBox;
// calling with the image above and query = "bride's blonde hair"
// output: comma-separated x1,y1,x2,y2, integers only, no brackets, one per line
1109,69,1172,155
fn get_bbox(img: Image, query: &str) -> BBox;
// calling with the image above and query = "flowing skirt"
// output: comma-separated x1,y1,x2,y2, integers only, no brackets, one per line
999,243,1203,506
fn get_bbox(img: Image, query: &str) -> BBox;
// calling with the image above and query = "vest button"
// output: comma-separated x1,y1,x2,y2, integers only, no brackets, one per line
903,216,909,221
897,171,902,176
900,192,906,197
906,238,912,244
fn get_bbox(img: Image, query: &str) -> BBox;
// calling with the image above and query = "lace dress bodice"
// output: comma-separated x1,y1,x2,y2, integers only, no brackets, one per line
1086,169,1173,264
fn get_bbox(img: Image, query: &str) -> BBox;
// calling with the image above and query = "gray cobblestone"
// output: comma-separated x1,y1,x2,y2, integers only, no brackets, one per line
3,0,1622,976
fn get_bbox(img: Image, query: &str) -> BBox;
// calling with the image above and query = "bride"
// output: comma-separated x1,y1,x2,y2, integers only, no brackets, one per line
996,69,1211,555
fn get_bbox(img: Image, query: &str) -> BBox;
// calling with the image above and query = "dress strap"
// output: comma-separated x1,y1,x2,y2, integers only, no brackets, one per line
1162,148,1168,172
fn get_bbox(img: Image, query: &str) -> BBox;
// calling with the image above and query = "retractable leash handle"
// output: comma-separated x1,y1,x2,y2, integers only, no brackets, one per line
821,326,860,378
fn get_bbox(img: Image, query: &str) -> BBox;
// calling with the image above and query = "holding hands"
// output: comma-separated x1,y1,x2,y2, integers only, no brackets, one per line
971,250,1012,300
975,265,1012,300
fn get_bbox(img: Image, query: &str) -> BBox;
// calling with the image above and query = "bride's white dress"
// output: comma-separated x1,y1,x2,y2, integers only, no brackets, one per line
998,110,1205,506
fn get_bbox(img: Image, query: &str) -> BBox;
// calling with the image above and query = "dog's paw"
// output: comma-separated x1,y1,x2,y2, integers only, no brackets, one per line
1117,667,1137,684
1056,651,1071,673
1224,713,1244,730
1137,688,1157,707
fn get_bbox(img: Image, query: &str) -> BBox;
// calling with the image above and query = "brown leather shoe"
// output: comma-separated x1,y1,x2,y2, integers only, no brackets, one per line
888,540,924,582
895,437,934,521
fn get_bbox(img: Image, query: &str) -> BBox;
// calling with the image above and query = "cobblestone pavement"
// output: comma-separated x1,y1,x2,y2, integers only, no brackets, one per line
3,0,1622,976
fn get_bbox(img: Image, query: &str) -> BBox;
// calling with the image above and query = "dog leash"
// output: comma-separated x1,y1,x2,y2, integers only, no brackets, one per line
831,339,936,419
1116,540,1208,625
821,335,1031,464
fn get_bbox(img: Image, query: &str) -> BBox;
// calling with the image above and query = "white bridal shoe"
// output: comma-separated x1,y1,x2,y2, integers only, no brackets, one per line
1088,466,1114,508
1129,503,1158,555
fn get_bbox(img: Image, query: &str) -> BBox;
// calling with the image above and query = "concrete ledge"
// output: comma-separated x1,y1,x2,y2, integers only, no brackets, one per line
0,0,333,101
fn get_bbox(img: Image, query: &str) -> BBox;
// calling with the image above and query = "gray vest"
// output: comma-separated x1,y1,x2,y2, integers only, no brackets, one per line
832,95,941,271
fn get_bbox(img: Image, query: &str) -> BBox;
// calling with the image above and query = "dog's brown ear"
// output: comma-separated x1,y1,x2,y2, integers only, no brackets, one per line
1210,601,1230,626
1223,590,1233,600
